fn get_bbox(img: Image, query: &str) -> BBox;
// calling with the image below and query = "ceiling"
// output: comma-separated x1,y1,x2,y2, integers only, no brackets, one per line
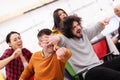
0,0,57,23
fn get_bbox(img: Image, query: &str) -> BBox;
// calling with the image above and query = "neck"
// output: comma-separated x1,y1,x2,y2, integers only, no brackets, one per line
41,51,53,58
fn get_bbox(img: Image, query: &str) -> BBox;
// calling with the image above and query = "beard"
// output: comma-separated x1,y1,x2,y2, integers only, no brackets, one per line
72,29,83,39
73,34,83,39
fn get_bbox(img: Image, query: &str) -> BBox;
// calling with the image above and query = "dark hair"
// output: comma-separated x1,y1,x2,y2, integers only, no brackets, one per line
61,15,82,38
37,28,52,38
53,8,68,30
6,31,20,43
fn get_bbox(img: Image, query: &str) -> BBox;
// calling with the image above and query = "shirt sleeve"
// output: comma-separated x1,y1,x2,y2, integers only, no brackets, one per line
0,49,13,60
84,23,104,40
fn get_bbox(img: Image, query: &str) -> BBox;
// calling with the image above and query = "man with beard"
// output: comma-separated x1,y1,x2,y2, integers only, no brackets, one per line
48,15,120,80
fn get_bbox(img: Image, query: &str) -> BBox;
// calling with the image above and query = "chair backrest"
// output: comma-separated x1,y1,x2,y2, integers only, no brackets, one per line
65,36,111,80
65,62,80,80
92,37,109,60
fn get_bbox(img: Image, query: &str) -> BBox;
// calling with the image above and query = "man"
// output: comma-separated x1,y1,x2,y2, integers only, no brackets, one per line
20,29,71,80
101,1,120,52
48,15,120,80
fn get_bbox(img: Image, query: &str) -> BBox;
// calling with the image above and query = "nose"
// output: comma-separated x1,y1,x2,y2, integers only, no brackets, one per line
62,13,65,16
76,25,81,29
17,39,22,43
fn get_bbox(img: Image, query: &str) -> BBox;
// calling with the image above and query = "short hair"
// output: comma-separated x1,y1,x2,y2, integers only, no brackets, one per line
37,28,52,38
61,15,82,38
6,31,20,43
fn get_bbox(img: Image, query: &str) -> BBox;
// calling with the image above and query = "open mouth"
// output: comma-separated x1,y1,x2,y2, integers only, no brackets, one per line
17,43,22,47
77,29,81,33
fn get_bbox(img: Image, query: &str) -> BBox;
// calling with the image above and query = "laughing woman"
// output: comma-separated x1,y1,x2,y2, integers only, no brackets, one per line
0,31,32,80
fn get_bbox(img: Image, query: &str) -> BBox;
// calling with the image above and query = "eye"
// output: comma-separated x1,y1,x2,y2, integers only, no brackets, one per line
18,37,21,40
73,26,76,29
58,13,62,16
13,38,17,42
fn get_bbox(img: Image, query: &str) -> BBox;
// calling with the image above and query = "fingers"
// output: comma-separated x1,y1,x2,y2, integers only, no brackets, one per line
48,35,60,46
56,47,66,60
104,17,110,25
12,48,22,59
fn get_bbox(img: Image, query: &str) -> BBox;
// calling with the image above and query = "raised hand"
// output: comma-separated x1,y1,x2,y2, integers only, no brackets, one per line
11,48,22,59
56,47,67,60
48,35,60,51
99,17,110,28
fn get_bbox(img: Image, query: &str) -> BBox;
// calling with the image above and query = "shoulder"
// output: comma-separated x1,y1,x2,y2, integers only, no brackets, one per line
4,48,13,55
0,49,13,59
109,15,119,23
22,48,31,52
22,48,32,54
32,51,41,57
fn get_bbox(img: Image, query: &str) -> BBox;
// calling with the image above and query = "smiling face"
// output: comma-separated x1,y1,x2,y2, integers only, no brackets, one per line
8,33,23,50
38,34,54,53
114,8,120,17
72,21,82,38
58,10,68,21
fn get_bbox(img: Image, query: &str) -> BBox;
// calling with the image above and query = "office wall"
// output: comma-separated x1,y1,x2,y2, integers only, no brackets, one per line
0,0,113,76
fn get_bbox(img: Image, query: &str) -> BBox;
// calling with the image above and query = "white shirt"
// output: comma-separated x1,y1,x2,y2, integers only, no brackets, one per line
101,15,120,35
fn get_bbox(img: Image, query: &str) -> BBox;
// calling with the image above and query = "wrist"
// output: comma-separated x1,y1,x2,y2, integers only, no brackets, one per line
10,55,14,60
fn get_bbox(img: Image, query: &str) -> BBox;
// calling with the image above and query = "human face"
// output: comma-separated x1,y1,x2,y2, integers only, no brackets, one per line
8,33,23,50
58,10,67,21
114,8,120,17
72,21,82,38
38,34,54,53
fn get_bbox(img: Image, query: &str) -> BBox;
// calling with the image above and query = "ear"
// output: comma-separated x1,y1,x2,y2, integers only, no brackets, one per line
38,41,42,47
8,42,12,47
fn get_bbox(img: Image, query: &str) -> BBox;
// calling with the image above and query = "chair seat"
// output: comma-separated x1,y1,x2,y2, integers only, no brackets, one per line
0,73,5,80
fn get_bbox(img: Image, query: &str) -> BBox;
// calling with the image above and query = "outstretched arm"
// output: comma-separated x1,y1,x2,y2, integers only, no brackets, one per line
48,35,61,50
98,17,110,28
56,47,71,62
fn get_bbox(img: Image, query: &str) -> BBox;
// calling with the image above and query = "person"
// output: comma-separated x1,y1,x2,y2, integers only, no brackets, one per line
111,1,120,52
52,8,68,35
19,28,71,80
52,8,77,35
48,15,120,80
101,1,120,52
52,8,75,79
0,31,32,80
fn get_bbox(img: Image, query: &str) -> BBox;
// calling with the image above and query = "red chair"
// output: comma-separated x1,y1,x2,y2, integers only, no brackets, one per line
92,37,109,60
92,37,114,61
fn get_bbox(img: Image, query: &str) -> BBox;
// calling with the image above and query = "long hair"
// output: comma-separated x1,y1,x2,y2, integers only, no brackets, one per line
53,8,68,30
61,15,82,38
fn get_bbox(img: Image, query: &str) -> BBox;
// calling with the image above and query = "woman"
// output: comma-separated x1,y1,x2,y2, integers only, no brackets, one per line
52,8,68,34
0,31,32,80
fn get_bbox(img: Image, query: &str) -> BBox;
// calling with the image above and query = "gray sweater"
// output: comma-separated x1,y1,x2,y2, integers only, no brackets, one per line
58,24,104,74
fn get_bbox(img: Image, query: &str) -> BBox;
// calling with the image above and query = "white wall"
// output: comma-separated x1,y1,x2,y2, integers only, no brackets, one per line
0,0,114,77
